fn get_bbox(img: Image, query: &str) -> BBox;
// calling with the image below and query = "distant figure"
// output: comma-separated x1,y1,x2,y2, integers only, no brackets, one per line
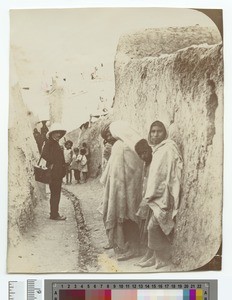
70,147,81,184
82,142,90,178
64,140,73,184
82,142,89,159
77,148,88,183
80,122,89,130
40,120,49,143
102,140,112,171
42,123,67,221
33,128,43,153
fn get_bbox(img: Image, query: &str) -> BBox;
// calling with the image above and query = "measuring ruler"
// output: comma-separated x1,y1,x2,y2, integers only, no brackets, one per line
8,281,25,300
44,280,217,300
8,280,217,299
8,280,43,300
27,279,43,300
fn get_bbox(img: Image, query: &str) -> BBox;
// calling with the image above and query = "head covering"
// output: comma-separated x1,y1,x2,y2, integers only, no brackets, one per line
109,120,142,149
148,120,167,144
47,122,66,139
100,122,111,140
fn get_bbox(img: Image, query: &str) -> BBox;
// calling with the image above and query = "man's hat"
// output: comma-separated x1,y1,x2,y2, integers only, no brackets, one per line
47,123,66,139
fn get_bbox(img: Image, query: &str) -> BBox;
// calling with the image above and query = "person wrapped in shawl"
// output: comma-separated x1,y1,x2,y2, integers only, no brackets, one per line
100,120,152,261
136,120,183,268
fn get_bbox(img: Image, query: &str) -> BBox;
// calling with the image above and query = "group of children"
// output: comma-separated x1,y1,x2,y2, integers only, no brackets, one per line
63,140,89,184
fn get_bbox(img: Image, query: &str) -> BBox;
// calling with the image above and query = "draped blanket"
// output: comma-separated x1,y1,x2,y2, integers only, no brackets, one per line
110,120,142,152
100,140,143,247
144,139,183,235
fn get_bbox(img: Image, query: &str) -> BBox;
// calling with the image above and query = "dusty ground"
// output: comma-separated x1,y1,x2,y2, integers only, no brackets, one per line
8,178,175,273
7,185,79,273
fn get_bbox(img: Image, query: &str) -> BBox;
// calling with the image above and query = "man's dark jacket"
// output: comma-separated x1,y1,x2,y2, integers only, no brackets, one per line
42,138,66,179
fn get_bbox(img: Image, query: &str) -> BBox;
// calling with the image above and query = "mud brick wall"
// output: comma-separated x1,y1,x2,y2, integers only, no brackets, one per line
113,26,223,270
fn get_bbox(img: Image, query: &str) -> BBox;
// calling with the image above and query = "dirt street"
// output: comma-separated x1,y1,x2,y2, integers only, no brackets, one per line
8,185,79,273
8,178,174,273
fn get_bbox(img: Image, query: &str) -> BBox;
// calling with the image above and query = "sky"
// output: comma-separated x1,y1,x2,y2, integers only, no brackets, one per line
10,8,218,131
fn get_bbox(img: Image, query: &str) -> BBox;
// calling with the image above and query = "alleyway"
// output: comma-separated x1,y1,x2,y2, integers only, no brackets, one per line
7,187,79,273
8,178,174,273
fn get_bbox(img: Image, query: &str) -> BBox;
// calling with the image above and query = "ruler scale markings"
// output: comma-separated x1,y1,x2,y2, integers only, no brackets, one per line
8,281,25,300
49,280,213,300
27,279,43,300
8,280,215,300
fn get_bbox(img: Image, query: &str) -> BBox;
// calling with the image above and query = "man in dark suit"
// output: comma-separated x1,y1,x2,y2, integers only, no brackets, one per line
42,123,67,220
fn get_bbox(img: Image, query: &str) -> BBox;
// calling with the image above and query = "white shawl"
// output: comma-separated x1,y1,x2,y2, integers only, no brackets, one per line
145,139,183,235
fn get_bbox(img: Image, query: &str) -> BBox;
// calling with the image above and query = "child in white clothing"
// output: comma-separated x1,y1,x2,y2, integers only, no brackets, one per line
70,147,80,183
77,148,88,183
64,140,73,184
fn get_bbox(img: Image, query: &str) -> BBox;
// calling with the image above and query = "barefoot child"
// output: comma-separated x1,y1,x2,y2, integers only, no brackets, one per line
64,140,73,184
70,147,81,183
77,148,88,183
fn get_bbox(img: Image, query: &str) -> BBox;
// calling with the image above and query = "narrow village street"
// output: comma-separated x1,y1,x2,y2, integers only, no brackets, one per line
8,178,174,273
8,185,79,273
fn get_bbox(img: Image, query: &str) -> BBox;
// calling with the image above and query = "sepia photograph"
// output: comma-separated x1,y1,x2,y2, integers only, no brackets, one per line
8,7,223,273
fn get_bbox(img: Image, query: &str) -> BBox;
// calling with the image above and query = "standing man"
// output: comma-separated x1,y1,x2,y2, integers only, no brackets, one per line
33,128,43,153
42,123,67,220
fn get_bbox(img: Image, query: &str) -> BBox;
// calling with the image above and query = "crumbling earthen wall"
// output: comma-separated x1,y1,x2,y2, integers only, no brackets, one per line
113,26,223,270
8,84,44,247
